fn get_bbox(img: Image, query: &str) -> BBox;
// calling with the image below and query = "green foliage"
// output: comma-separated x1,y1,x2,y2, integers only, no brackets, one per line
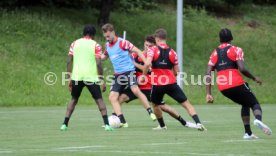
0,5,276,106
118,0,158,12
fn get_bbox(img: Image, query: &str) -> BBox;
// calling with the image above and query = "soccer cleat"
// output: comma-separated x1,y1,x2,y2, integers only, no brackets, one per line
152,125,167,130
120,122,129,128
196,123,207,131
254,119,272,135
150,113,157,121
184,121,198,129
60,124,68,131
243,133,258,139
104,125,113,131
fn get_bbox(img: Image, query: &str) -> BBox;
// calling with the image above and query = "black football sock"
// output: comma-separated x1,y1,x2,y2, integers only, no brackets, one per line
112,112,117,116
63,117,70,126
157,117,166,127
118,114,126,124
192,114,201,124
177,115,187,126
102,115,109,125
244,124,252,135
146,107,153,115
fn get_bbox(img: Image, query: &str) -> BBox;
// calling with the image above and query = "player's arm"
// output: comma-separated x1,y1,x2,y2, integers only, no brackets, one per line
235,48,262,85
237,60,262,85
123,40,151,75
133,61,144,71
101,53,109,60
206,65,215,103
95,43,106,92
172,65,179,76
101,44,109,60
67,42,75,91
66,55,73,91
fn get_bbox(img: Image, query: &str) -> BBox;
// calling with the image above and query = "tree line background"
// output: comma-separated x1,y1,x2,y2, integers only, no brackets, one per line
0,0,275,26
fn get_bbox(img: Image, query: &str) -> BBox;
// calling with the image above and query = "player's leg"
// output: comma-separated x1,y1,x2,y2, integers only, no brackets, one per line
243,83,272,135
61,81,84,131
109,75,128,126
151,85,166,130
240,105,258,139
86,82,112,131
166,84,206,131
128,72,156,121
159,103,197,129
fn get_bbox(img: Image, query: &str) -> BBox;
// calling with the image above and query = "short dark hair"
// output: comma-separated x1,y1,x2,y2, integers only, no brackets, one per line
145,35,156,44
154,28,167,40
102,23,114,33
83,24,96,37
219,28,233,43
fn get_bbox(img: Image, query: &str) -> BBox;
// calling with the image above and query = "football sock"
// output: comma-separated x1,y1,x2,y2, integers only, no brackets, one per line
63,117,70,126
157,117,166,127
102,115,109,125
192,114,201,124
252,104,262,121
146,107,153,115
177,115,187,126
244,124,252,135
118,114,126,124
112,112,117,116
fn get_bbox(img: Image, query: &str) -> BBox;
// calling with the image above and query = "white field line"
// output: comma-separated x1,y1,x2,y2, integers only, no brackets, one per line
55,149,219,156
55,145,105,150
223,139,263,143
142,142,186,146
0,150,13,153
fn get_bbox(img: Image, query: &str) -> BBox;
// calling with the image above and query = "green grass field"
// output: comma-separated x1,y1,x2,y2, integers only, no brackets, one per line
0,104,275,156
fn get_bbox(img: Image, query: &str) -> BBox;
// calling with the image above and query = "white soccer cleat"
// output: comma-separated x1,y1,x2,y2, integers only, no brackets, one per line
152,125,167,130
254,119,272,135
184,121,198,129
243,133,258,139
196,123,207,131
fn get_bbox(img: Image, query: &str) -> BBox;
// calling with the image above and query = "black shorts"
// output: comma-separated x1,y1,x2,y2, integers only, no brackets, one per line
71,80,102,100
221,83,259,107
151,83,187,105
110,71,138,92
120,88,165,104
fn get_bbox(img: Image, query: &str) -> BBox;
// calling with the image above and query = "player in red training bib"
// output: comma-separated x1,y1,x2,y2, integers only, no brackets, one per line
206,28,272,139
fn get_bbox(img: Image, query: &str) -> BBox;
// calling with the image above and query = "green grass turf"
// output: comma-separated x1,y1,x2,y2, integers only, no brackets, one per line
0,104,275,156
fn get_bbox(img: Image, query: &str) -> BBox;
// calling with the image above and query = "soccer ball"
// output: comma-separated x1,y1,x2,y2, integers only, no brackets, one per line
108,115,121,128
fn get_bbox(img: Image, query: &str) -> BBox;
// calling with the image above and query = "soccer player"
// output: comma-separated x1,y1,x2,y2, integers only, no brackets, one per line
206,28,272,139
145,29,206,131
101,23,156,127
118,35,198,129
60,25,113,131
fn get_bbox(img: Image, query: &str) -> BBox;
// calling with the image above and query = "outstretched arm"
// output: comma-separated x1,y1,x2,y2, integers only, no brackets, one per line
131,47,151,75
206,65,214,103
237,60,262,85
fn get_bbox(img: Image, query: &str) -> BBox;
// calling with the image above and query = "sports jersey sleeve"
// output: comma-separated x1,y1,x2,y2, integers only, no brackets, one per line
95,43,102,59
169,50,178,65
208,50,217,66
131,52,137,59
119,40,135,51
68,41,75,56
235,47,244,61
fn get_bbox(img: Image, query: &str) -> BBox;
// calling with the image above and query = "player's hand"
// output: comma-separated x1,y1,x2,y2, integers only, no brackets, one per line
101,81,106,92
138,75,146,85
206,94,214,103
254,77,262,85
68,80,72,92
